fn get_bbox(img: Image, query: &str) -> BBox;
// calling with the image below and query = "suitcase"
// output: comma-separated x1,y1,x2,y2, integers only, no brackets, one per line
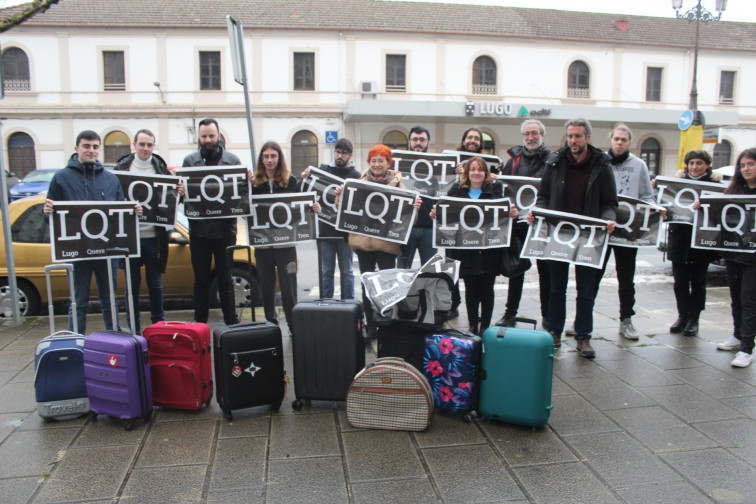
376,323,429,373
213,321,285,421
423,329,481,422
84,253,154,430
478,320,554,429
142,321,213,410
346,357,434,431
34,264,90,420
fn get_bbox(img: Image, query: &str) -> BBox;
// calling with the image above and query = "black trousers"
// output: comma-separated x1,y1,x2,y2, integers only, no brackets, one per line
505,259,550,319
725,260,756,355
255,247,298,332
593,245,637,320
462,274,497,329
190,234,238,325
671,259,709,318
355,250,396,273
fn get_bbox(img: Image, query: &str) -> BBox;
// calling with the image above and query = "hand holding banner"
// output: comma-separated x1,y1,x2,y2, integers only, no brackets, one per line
174,165,251,218
299,166,344,228
247,192,318,246
692,194,756,252
432,196,512,249
523,208,609,268
609,195,665,248
115,172,180,228
654,176,725,225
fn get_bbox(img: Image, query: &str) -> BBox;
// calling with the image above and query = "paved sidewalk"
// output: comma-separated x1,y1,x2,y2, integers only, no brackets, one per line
0,266,754,503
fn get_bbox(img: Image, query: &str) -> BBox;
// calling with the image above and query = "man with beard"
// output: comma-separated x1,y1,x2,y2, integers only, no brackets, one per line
182,118,242,326
303,138,360,299
496,119,551,328
528,118,617,358
398,126,438,269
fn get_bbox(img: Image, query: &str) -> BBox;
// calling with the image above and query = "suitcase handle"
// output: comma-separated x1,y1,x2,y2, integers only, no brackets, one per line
45,264,77,334
227,245,255,323
316,237,348,300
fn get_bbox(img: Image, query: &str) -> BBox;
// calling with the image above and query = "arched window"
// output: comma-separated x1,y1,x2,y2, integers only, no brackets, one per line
291,130,318,178
382,130,408,150
481,132,495,156
472,56,497,95
2,47,30,92
713,140,732,169
640,138,661,177
568,60,590,99
7,132,36,178
104,131,131,165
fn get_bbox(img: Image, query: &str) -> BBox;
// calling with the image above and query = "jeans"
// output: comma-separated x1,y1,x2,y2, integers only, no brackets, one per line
398,227,437,268
725,260,756,355
190,234,238,326
125,237,164,334
593,245,637,320
255,247,298,332
548,261,596,340
672,259,709,318
319,238,355,300
70,258,118,334
505,259,550,319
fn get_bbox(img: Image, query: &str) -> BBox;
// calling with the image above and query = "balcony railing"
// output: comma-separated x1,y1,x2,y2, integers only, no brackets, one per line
568,87,591,99
3,79,30,92
472,83,497,95
104,82,126,91
719,96,734,105
385,84,406,93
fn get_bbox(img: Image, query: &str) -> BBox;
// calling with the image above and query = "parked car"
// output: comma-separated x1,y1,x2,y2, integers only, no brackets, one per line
8,168,60,201
4,169,19,198
0,195,262,317
713,165,734,185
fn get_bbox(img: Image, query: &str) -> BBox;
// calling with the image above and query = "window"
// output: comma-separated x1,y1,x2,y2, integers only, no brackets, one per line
7,132,36,178
472,56,496,95
382,130,408,150
713,140,732,169
646,67,662,102
2,47,30,92
386,54,406,93
568,60,590,99
640,138,661,176
720,70,735,104
103,51,125,91
104,131,130,164
291,130,318,177
294,52,315,91
11,203,50,244
481,132,495,156
200,51,221,90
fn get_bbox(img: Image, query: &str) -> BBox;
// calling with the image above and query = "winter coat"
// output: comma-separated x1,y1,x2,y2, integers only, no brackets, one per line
502,145,551,178
346,170,404,256
48,153,124,203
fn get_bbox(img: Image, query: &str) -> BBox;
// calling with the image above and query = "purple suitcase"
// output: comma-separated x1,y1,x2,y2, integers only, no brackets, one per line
83,253,153,430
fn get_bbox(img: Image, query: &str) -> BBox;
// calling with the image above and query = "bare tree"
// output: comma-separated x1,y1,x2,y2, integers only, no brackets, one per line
0,0,59,33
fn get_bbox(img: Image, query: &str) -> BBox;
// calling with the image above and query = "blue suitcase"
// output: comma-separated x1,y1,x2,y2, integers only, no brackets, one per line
34,264,90,420
479,321,554,428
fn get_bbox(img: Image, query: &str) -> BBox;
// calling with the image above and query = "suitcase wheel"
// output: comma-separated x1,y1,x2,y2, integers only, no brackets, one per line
223,410,233,422
271,401,282,412
89,412,98,422
292,399,303,411
122,420,134,431
462,413,472,424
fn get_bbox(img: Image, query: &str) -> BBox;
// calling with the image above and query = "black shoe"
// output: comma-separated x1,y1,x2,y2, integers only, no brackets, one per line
576,339,595,358
670,316,687,333
495,311,516,327
682,319,699,337
549,331,561,348
448,308,460,320
469,323,479,335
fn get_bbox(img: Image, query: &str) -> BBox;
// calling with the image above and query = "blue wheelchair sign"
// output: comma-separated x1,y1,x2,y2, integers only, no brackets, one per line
325,131,338,144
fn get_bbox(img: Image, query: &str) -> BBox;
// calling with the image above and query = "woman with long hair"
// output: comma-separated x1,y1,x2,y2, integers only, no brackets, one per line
716,148,756,367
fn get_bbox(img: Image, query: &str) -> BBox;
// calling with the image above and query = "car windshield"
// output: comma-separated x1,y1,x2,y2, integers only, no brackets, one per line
22,170,57,183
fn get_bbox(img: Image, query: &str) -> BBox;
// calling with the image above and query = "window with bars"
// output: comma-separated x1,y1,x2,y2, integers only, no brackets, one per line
646,67,662,102
719,70,735,105
472,56,496,95
103,51,125,91
567,60,590,99
386,54,406,93
200,51,221,90
2,47,30,92
294,52,315,91
640,138,661,177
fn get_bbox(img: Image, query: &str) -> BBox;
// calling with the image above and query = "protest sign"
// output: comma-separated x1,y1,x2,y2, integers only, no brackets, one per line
432,196,512,249
174,165,250,219
522,208,609,269
115,171,180,228
498,175,540,219
654,176,725,225
609,195,665,248
50,201,140,262
247,192,318,247
692,194,756,253
390,150,458,198
299,166,343,229
335,179,417,244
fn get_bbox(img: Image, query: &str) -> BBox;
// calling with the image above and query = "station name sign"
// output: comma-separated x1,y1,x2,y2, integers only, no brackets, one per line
464,101,552,118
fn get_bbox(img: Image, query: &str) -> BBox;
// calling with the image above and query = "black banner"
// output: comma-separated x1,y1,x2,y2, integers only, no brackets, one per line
609,195,665,248
498,175,540,220
692,194,756,253
432,196,512,249
174,165,250,219
299,166,343,229
50,202,140,262
247,192,318,247
522,208,609,269
114,172,180,228
654,176,725,225
335,179,417,244
390,150,458,198
443,150,502,172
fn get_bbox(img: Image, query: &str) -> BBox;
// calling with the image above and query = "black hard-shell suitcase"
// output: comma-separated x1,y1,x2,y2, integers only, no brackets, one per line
376,323,429,373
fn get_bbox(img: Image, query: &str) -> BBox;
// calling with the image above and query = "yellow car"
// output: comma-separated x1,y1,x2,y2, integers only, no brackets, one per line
0,195,262,317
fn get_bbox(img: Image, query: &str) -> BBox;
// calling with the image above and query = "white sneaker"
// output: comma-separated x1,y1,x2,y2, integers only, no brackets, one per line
717,335,741,351
619,318,639,340
731,352,753,368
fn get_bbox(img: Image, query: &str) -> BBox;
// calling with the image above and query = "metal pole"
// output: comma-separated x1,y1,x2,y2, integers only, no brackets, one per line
0,119,21,325
232,19,256,161
690,0,701,124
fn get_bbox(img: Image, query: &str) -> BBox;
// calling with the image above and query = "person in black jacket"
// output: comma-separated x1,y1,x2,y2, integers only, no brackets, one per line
529,118,617,358
115,129,185,333
666,150,722,337
432,156,518,335
182,118,241,326
716,148,756,368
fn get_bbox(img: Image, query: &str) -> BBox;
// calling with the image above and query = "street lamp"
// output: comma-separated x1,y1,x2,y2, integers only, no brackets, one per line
672,0,727,125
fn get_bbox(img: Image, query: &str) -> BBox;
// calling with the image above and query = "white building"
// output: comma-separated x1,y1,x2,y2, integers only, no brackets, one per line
1,0,754,179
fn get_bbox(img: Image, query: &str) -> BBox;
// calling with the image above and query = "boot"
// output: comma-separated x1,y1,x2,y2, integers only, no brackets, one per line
468,322,479,335
683,314,699,336
479,318,491,336
670,314,687,333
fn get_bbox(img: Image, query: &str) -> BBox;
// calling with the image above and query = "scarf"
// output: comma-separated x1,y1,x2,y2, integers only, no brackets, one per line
365,169,393,185
609,150,630,165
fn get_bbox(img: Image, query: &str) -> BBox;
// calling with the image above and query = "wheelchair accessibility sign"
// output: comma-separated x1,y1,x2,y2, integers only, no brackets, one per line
325,131,338,144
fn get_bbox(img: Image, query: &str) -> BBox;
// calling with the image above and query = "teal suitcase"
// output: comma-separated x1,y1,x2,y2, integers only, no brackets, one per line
479,323,554,428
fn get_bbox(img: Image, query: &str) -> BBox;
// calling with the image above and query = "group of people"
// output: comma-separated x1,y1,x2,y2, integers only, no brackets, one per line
43,117,756,368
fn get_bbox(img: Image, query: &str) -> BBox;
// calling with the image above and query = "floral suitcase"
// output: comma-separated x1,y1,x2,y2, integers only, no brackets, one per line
423,329,481,422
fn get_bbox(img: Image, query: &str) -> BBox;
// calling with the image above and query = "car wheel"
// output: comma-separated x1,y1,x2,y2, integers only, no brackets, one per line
0,279,41,317
210,266,263,308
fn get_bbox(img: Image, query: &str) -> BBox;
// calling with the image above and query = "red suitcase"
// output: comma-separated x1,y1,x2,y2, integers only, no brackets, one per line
142,321,213,410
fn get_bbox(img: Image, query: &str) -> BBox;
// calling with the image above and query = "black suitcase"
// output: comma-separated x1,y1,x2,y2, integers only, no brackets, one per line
376,323,429,374
213,321,285,421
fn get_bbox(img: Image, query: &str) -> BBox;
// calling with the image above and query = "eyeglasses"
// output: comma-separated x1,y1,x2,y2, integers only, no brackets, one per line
523,131,541,137
334,150,351,157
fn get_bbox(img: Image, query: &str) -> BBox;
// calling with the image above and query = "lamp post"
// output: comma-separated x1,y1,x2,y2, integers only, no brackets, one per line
672,0,727,125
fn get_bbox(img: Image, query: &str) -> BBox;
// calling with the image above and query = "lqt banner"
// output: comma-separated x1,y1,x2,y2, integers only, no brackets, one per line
692,194,756,253
299,166,344,229
50,201,140,262
247,192,318,247
522,208,609,269
654,176,724,225
609,195,665,248
498,175,540,219
115,172,181,228
390,150,459,198
175,165,250,219
432,196,512,249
